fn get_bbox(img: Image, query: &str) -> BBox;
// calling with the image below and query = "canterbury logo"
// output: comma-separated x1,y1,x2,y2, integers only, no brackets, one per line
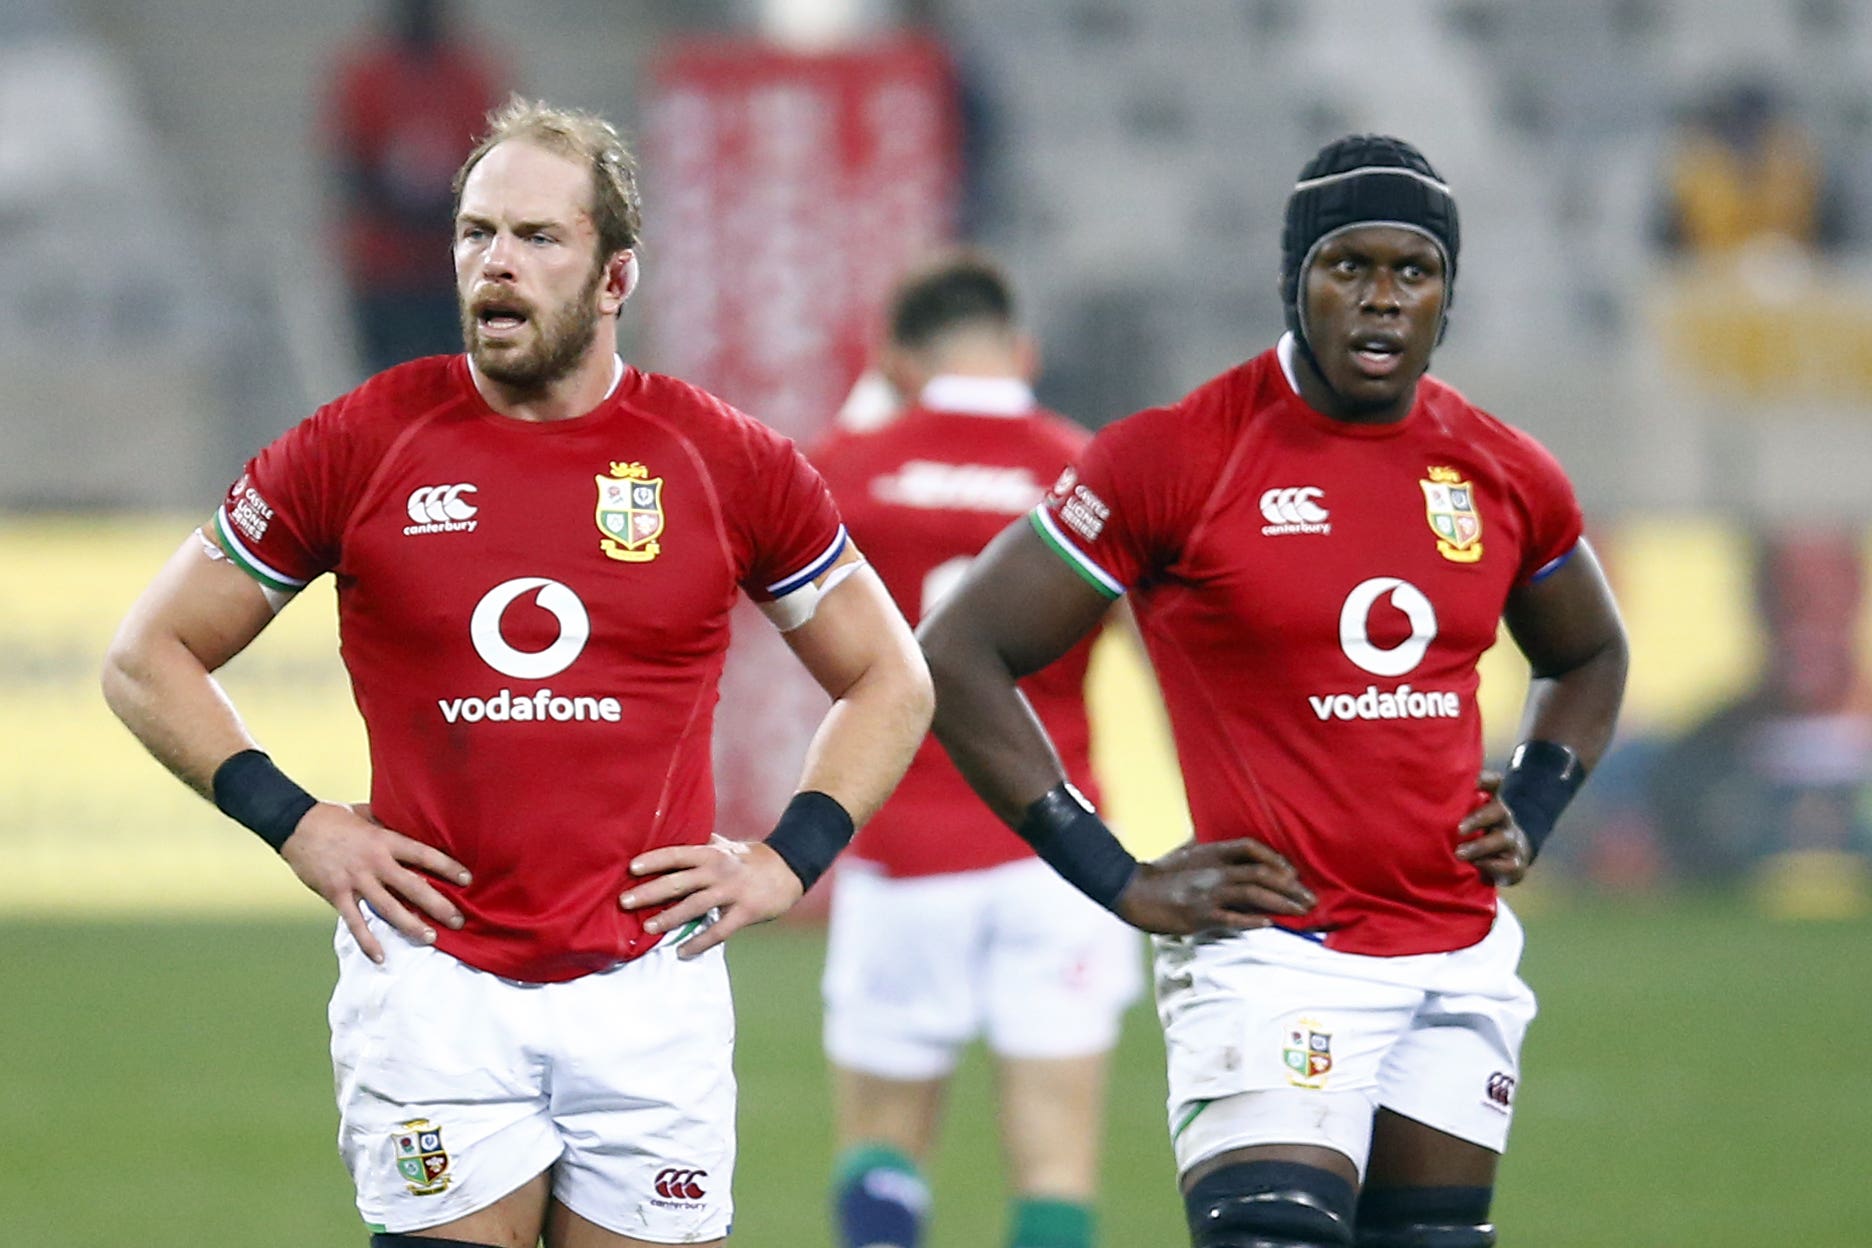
1259,486,1330,535
1486,1072,1517,1110
405,483,479,534
653,1168,708,1201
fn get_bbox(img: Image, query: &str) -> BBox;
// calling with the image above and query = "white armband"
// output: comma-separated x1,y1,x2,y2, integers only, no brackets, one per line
197,527,295,614
759,559,861,632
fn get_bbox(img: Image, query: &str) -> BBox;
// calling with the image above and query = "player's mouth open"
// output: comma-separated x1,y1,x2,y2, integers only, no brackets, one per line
477,303,531,338
1349,334,1404,377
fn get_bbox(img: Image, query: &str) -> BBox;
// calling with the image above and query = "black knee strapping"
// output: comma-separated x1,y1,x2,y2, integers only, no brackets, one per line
1355,1185,1496,1247
1185,1161,1356,1247
370,1234,506,1248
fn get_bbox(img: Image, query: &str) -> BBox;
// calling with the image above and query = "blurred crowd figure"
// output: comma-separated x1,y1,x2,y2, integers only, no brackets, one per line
1574,528,1872,915
1653,75,1850,260
324,0,507,375
1649,529,1872,907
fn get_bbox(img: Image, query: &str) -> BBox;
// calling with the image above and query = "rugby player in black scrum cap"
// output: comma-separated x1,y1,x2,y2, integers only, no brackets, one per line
917,134,1628,1247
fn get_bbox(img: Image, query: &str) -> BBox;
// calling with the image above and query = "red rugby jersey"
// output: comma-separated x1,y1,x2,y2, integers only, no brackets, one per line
812,377,1099,876
215,355,846,981
1033,337,1582,956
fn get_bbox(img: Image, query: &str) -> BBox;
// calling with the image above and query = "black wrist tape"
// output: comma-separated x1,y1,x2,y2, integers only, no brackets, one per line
1498,740,1586,860
211,749,317,853
763,790,855,893
1016,783,1139,912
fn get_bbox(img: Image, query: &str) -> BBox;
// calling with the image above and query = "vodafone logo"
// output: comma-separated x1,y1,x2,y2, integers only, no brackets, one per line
405,483,479,535
1310,577,1460,722
1339,577,1435,677
1259,486,1330,536
469,577,589,679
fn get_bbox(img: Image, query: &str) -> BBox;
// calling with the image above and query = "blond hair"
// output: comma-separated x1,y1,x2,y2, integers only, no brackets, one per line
453,94,643,256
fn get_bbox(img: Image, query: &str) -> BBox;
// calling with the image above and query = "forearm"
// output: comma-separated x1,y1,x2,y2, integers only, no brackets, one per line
101,634,255,799
925,626,1071,827
795,653,933,827
1515,637,1628,771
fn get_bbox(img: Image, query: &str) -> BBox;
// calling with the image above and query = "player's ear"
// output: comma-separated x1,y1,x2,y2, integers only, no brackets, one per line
1014,332,1040,384
601,249,639,314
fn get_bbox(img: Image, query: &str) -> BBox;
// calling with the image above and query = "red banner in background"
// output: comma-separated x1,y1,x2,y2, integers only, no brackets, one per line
644,34,960,440
643,37,960,870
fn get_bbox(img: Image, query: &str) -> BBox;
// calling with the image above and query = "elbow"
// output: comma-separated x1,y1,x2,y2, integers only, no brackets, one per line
900,644,936,738
99,631,145,722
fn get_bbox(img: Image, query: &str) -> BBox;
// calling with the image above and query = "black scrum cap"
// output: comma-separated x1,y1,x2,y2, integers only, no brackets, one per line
1280,134,1460,348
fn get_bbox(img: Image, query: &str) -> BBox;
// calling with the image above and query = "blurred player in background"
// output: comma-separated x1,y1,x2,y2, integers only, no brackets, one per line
919,136,1629,1247
101,96,935,1248
324,0,507,375
809,252,1142,1248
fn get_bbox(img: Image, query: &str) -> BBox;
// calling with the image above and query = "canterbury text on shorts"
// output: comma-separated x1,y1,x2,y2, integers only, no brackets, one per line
331,910,735,1240
823,857,1144,1080
1155,903,1536,1176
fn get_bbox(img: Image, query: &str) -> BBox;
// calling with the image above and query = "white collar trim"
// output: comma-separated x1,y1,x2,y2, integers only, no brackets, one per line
1277,333,1303,395
918,375,1035,417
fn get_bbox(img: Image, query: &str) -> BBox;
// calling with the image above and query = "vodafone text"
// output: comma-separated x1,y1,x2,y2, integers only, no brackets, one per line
1308,684,1461,721
438,688,622,724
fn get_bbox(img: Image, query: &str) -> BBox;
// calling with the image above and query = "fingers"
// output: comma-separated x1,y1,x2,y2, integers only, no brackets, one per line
676,915,736,959
1212,881,1315,917
390,866,467,931
336,896,386,965
1196,837,1298,874
359,882,438,948
1458,797,1508,836
1455,830,1516,862
620,862,717,911
1476,769,1502,793
394,837,473,888
629,845,714,877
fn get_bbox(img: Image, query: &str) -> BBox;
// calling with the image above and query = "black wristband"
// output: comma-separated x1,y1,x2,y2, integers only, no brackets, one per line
211,749,318,853
763,790,855,893
1498,740,1586,860
1016,783,1139,912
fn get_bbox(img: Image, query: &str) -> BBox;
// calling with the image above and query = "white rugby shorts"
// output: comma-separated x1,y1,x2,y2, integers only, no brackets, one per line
330,912,735,1241
1155,903,1536,1177
822,857,1144,1080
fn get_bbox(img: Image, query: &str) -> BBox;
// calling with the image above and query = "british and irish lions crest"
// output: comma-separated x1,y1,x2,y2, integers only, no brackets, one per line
1283,1019,1333,1089
392,1118,451,1196
1420,465,1483,564
596,461,664,562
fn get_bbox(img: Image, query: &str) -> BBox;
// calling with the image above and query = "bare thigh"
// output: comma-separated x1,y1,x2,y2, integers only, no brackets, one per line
1362,1107,1499,1189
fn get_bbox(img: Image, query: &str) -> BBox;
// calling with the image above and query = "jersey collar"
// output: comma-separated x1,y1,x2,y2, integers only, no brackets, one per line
918,375,1035,417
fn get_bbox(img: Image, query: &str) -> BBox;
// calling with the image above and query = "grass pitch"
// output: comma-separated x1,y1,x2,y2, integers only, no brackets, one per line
1,896,1863,1246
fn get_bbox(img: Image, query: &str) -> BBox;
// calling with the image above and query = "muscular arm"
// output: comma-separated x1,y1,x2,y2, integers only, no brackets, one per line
101,532,280,794
1460,538,1629,882
781,550,935,825
919,519,1313,932
624,545,933,955
918,520,1113,822
101,529,469,960
1502,537,1629,767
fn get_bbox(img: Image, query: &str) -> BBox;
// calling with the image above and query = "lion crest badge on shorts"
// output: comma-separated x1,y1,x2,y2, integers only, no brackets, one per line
596,461,663,563
392,1118,452,1196
1282,1020,1333,1089
1421,466,1483,564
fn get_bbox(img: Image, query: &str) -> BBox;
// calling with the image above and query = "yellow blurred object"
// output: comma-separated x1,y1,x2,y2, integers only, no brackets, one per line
1751,850,1872,920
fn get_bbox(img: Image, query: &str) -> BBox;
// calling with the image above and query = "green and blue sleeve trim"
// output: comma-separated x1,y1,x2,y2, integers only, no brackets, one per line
1027,507,1125,600
213,507,309,595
